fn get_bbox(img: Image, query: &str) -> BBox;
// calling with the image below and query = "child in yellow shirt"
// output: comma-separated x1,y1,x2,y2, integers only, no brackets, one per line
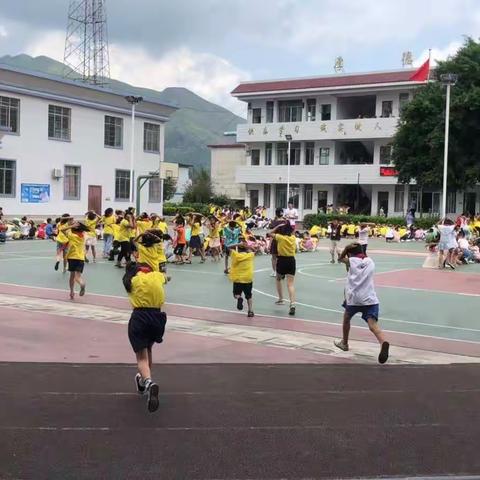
228,242,255,317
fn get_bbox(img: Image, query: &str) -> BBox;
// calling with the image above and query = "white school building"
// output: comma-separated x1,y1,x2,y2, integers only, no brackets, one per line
230,69,480,219
0,64,176,217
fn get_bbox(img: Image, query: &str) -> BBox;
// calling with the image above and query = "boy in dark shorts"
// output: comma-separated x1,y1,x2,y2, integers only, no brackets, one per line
123,262,167,412
228,241,255,317
334,242,390,364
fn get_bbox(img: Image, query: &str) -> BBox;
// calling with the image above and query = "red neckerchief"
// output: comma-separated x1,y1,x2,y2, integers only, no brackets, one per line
138,266,153,274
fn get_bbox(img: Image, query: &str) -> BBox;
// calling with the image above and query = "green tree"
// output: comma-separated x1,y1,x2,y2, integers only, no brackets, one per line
182,168,213,204
163,176,177,201
392,37,480,193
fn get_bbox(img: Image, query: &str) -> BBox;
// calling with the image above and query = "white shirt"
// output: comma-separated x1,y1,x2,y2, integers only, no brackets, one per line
345,257,379,306
284,208,298,226
458,238,469,249
438,225,457,247
358,227,369,245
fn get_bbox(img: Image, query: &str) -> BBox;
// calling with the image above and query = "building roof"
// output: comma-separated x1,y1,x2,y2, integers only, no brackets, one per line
231,69,423,96
207,143,246,149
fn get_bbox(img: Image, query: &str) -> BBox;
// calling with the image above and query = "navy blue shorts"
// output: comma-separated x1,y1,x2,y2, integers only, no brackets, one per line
128,308,167,353
342,302,379,322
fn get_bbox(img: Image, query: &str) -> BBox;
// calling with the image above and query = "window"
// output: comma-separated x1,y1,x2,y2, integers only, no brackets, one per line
48,105,71,141
380,145,393,165
276,143,288,165
408,185,419,211
381,100,393,117
305,142,315,165
399,93,410,115
306,99,316,121
251,149,260,166
321,104,331,121
275,185,287,208
278,100,303,122
144,123,160,153
394,185,405,212
446,190,456,214
115,169,131,201
266,102,274,123
290,142,301,165
0,159,16,197
289,184,300,208
252,108,262,124
64,165,80,200
265,143,273,165
319,147,330,165
0,96,20,133
304,184,313,209
149,178,162,203
264,184,271,208
104,115,123,148
318,190,328,211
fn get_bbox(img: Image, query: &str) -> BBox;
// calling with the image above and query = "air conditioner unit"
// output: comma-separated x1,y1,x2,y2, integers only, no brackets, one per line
52,168,63,179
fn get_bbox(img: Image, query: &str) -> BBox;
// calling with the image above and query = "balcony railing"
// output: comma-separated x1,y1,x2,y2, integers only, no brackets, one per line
237,117,398,142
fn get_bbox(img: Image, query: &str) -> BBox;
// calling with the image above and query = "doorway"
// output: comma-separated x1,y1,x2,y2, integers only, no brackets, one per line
464,192,476,216
249,189,259,209
377,191,389,216
88,185,102,214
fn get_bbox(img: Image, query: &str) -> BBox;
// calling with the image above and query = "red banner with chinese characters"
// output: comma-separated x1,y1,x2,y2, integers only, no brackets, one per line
379,166,399,176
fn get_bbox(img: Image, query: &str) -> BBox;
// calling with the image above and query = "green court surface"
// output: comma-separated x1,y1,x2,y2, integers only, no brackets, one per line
0,238,479,343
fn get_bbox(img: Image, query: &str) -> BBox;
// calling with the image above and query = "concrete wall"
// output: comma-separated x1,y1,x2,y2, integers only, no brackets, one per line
210,146,246,200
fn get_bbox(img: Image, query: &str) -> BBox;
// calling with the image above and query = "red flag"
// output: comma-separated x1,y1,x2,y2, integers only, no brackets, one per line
409,59,430,81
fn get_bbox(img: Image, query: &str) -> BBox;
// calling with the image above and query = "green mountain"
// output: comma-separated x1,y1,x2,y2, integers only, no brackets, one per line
0,54,245,169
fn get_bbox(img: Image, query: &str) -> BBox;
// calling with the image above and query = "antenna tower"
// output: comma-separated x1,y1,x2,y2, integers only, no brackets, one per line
63,0,110,86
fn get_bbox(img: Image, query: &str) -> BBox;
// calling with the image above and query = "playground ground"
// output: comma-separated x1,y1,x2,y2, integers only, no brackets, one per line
0,238,479,479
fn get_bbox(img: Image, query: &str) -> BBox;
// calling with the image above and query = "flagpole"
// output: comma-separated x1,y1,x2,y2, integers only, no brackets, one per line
427,48,432,82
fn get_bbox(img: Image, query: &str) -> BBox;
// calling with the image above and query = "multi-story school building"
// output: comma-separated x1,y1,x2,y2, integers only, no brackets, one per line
231,69,479,219
0,64,176,217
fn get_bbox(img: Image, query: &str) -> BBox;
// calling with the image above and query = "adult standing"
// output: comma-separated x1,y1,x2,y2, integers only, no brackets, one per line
283,203,298,230
268,208,285,277
358,222,374,254
328,218,342,263
406,208,415,228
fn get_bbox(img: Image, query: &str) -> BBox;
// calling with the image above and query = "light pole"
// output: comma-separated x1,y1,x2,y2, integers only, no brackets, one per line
125,95,143,204
285,134,292,208
440,73,457,218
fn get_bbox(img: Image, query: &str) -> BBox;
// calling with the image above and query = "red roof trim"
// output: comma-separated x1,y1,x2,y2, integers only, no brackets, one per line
231,70,419,95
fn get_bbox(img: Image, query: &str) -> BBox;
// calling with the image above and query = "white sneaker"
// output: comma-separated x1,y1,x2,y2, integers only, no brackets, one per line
270,272,276,277
334,339,349,351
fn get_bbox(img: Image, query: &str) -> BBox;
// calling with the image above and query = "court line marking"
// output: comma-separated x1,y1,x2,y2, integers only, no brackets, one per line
1,280,480,343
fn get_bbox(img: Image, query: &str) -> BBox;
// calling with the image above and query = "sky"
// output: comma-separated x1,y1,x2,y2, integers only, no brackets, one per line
0,0,479,116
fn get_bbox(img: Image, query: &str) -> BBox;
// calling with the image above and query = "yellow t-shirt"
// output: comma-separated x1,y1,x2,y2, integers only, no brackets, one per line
84,218,97,237
117,219,132,242
137,219,152,235
309,225,321,236
137,243,160,272
112,223,120,241
56,223,69,244
66,232,86,260
156,242,167,264
399,227,407,237
210,225,220,239
157,221,168,234
276,234,296,257
379,226,388,237
102,215,115,236
347,224,356,236
191,222,202,236
128,271,165,308
229,250,254,284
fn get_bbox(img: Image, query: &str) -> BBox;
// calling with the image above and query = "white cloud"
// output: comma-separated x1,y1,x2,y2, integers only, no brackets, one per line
0,25,7,38
24,29,64,61
414,41,463,67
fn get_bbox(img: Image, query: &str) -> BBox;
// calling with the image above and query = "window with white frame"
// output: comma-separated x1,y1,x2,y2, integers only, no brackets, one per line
149,178,162,203
321,104,331,120
275,185,287,208
304,184,313,209
276,143,288,165
48,105,71,141
0,96,20,134
143,123,160,153
252,108,262,124
104,115,123,148
0,159,16,197
306,99,316,121
380,145,393,165
289,142,301,165
64,165,81,200
394,185,405,212
115,169,131,201
266,102,274,123
250,149,260,166
278,100,303,122
319,147,330,165
381,100,393,117
305,142,315,165
265,143,272,165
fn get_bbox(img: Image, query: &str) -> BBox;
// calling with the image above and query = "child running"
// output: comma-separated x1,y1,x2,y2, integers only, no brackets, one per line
269,220,297,316
228,241,255,317
102,208,115,259
123,262,167,412
173,217,187,264
223,220,241,274
116,211,134,268
208,216,222,262
54,214,71,272
334,242,390,364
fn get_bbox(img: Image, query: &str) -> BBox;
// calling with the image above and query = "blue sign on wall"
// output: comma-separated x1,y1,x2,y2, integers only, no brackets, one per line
21,184,51,203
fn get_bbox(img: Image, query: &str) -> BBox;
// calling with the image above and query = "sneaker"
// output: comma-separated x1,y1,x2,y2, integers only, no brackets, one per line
378,341,390,364
275,299,285,305
446,261,456,270
270,271,277,277
334,339,349,351
54,261,59,271
147,382,159,413
135,373,146,395
330,259,335,264
289,304,296,316
224,269,229,275
85,258,90,264
79,285,86,297
247,311,254,318
237,297,244,311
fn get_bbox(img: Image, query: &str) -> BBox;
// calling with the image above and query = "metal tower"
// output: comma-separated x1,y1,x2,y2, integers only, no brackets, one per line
63,0,110,86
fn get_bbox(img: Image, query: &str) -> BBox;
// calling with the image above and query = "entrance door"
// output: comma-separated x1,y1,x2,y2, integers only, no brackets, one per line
317,191,328,212
88,185,102,214
377,191,389,216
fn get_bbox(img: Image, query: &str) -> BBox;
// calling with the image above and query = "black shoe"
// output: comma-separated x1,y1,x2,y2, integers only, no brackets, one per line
289,304,296,316
147,383,159,412
237,297,244,311
379,342,390,364
247,311,254,318
85,258,90,264
54,261,59,271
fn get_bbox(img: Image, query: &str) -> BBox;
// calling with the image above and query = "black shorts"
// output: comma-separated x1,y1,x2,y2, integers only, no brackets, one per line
68,259,84,273
276,256,296,277
233,282,253,299
128,308,167,353
174,244,185,255
270,239,278,255
190,235,202,249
